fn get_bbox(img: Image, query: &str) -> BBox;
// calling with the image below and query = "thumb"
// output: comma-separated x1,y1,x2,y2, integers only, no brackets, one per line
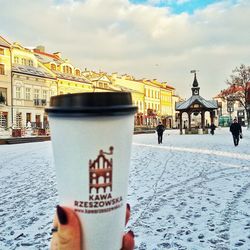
51,206,83,250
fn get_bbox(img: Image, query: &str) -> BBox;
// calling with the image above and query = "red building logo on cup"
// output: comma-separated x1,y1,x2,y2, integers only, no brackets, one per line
74,146,123,213
89,146,114,194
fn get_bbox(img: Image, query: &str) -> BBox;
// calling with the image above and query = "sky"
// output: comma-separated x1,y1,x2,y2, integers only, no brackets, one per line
0,0,249,99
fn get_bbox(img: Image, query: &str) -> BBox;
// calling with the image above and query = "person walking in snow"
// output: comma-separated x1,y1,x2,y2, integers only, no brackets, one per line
156,121,165,144
230,118,242,146
210,123,216,135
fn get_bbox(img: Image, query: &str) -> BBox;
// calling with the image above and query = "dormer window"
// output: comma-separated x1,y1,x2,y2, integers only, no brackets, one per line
75,69,80,76
63,65,73,74
51,63,56,70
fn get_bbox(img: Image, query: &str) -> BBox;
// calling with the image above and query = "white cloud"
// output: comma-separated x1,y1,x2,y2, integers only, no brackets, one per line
0,0,249,98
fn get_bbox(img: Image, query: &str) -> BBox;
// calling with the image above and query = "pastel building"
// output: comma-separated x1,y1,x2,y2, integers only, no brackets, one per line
11,42,57,129
34,46,93,95
0,36,12,128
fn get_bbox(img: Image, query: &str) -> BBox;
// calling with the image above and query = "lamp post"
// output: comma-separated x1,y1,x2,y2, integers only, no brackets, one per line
227,96,235,124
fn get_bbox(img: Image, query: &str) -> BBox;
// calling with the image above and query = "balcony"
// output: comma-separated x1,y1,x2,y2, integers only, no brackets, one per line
33,99,47,106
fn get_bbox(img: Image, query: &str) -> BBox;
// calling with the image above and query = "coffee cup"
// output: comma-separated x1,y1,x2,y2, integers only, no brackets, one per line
46,92,137,250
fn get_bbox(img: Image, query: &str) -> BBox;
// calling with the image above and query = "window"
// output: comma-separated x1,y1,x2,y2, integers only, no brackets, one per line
0,87,7,104
28,60,33,66
0,48,4,55
0,64,4,75
21,58,26,65
16,87,21,99
16,112,22,128
25,88,31,100
75,69,80,76
26,113,31,123
63,65,72,74
34,89,40,99
51,64,56,70
14,56,19,64
42,90,47,100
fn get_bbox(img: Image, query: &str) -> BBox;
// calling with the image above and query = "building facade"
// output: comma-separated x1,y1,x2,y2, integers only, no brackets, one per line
0,34,179,134
0,36,12,128
34,47,93,95
11,43,57,129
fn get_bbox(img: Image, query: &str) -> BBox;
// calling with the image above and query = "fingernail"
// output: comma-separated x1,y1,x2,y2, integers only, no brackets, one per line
56,205,68,225
128,230,134,238
126,203,130,211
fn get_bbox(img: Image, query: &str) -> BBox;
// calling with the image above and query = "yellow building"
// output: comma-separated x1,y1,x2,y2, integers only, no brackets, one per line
0,36,11,128
34,46,93,95
110,73,145,125
0,35,178,132
159,82,175,128
140,79,161,127
82,70,118,92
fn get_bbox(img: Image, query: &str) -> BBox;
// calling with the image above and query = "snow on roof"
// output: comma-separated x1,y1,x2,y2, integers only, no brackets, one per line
53,71,91,84
12,64,55,79
176,95,218,110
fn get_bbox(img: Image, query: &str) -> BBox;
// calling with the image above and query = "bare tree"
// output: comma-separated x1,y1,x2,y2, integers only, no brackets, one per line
220,64,250,128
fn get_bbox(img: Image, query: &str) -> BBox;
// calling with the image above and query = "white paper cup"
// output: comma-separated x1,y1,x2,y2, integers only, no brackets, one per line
46,92,137,250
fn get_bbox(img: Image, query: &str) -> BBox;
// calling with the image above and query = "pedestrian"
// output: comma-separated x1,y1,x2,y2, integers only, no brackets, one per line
210,123,216,135
156,121,165,144
229,118,242,147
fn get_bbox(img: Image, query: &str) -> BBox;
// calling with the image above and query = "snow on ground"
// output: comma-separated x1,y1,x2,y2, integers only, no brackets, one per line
0,127,250,250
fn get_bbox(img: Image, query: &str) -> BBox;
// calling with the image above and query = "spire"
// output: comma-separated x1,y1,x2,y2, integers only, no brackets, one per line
190,70,200,96
193,73,199,87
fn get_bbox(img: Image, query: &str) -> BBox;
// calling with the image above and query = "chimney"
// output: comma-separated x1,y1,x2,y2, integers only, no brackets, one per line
36,45,45,52
53,52,61,58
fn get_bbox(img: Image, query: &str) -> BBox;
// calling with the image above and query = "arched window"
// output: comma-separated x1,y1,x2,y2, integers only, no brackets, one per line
75,69,80,76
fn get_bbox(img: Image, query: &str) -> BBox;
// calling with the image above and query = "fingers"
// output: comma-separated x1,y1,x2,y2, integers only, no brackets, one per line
122,203,135,250
50,205,82,250
121,231,135,250
51,204,134,250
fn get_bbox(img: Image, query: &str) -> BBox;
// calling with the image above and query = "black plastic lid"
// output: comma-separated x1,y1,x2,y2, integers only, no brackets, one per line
45,92,138,117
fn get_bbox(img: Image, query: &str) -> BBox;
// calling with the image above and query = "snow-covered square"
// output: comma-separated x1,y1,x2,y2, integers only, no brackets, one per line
0,128,250,249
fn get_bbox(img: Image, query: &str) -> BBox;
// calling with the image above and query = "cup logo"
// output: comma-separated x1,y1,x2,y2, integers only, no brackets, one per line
89,146,113,194
74,146,123,214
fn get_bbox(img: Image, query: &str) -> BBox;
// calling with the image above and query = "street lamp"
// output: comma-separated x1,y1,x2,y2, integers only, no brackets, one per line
227,95,235,123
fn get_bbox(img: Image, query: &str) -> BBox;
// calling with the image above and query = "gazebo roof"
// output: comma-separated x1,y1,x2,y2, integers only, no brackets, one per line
176,94,218,111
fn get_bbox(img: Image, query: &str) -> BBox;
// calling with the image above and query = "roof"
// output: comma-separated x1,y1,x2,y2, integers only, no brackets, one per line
53,71,91,84
12,64,56,79
216,84,246,98
34,50,64,64
176,95,218,110
0,36,11,48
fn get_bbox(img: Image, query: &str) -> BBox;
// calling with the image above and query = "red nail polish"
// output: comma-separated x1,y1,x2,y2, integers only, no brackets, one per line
128,230,134,238
126,203,131,211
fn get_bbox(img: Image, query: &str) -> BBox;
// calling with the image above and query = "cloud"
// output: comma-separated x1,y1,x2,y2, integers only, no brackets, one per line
0,0,249,98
